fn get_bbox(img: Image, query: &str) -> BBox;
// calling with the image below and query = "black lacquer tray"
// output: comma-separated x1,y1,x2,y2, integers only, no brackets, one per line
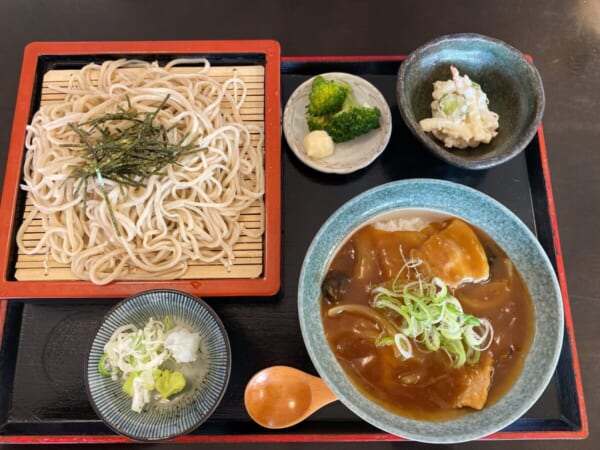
0,57,587,444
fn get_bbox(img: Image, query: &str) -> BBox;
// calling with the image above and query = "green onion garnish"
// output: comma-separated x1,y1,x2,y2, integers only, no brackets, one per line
371,261,494,368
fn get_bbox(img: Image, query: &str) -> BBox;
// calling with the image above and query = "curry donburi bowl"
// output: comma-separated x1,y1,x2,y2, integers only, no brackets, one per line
297,179,563,443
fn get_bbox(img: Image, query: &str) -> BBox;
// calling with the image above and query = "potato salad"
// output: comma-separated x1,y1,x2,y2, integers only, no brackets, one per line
419,66,499,149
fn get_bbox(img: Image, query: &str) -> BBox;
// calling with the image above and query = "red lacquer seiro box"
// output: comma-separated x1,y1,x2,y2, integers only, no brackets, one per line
0,40,282,299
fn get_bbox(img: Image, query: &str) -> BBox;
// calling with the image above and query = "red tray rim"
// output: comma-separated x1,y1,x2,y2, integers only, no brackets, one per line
0,53,589,444
0,40,282,299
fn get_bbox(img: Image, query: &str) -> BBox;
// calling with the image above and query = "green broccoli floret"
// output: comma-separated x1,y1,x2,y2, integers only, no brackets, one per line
323,96,381,143
307,75,352,116
307,114,331,131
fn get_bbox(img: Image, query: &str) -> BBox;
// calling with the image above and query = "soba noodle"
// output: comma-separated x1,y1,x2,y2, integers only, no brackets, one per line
16,58,265,285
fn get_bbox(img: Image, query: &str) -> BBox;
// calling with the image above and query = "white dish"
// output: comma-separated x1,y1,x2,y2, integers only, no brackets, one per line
283,72,392,174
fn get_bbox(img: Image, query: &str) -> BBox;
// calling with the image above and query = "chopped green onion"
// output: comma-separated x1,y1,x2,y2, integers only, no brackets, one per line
375,335,394,347
100,317,180,412
98,353,112,377
371,261,494,368
394,333,413,359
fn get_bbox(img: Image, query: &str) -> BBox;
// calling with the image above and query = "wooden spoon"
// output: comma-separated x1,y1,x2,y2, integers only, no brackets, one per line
244,365,338,429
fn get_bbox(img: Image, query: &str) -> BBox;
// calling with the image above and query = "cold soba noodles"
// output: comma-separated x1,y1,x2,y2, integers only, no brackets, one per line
321,214,534,421
17,59,264,284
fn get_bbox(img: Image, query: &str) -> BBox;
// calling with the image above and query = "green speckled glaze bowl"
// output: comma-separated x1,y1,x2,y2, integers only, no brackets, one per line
397,33,545,169
298,179,563,443
86,289,231,441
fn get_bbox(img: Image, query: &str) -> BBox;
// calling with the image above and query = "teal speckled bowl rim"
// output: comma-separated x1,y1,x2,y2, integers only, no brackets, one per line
298,179,563,443
85,289,231,442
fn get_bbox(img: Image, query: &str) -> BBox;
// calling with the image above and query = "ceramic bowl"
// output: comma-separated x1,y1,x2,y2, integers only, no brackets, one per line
397,33,545,169
85,289,231,441
283,72,392,174
298,179,563,443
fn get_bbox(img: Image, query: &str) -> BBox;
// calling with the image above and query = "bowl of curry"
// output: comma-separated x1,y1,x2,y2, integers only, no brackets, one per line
297,179,563,443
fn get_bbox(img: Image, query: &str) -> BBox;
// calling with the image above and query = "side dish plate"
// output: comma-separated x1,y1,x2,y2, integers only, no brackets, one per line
283,72,392,174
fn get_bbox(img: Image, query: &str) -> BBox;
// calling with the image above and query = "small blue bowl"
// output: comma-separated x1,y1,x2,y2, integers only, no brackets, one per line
86,289,231,441
298,179,563,443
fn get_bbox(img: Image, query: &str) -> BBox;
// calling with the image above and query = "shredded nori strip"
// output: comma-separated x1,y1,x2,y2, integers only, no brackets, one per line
65,95,204,235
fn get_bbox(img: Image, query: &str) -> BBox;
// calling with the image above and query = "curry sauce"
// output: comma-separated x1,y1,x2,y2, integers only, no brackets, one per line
321,218,535,421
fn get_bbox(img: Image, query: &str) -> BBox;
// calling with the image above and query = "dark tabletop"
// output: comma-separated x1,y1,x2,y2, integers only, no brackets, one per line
0,1,598,449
